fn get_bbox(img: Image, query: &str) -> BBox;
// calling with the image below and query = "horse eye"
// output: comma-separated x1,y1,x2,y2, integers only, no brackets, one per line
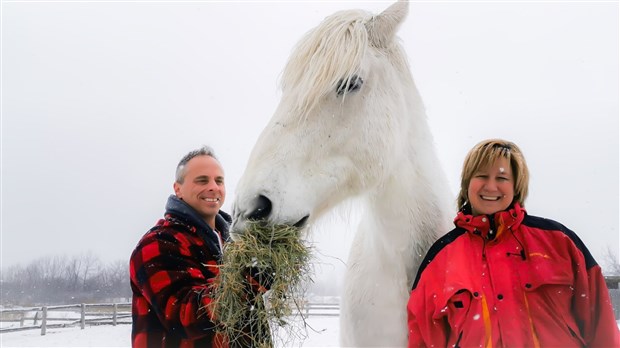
336,75,364,96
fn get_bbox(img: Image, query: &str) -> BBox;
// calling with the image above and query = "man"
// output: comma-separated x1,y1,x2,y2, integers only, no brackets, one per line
130,146,253,347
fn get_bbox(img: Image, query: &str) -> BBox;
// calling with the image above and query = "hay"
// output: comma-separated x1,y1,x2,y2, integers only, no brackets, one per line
210,221,313,347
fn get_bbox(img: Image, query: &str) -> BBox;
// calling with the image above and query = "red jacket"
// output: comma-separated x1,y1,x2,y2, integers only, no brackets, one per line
130,195,231,348
407,203,619,348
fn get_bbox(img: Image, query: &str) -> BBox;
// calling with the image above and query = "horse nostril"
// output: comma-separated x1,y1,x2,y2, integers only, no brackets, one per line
247,194,272,221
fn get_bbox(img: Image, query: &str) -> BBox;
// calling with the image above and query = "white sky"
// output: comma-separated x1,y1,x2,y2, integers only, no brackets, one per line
2,1,618,290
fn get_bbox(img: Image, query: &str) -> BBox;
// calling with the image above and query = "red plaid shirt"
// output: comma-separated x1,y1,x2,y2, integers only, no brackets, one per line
130,196,231,348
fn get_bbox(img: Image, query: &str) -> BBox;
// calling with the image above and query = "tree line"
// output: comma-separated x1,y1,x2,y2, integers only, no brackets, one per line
0,253,339,307
3,248,615,307
1,254,131,306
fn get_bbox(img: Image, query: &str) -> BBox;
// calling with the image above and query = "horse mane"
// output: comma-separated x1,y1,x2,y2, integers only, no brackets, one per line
281,9,373,117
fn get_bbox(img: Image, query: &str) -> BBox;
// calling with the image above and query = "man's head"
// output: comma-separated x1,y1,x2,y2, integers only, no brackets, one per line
173,146,226,228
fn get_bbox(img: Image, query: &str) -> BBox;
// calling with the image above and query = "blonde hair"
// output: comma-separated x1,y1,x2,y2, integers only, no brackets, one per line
457,139,529,210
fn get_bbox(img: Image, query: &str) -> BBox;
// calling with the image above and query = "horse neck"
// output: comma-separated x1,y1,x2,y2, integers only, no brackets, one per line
360,122,452,266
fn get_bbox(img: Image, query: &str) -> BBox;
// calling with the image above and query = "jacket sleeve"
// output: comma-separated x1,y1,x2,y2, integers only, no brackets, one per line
407,289,426,348
575,262,620,347
130,231,220,341
407,279,449,347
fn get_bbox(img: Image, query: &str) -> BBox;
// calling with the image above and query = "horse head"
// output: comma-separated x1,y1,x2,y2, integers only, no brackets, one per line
231,1,416,235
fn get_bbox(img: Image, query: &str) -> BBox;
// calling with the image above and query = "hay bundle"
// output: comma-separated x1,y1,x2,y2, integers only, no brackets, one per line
210,221,312,347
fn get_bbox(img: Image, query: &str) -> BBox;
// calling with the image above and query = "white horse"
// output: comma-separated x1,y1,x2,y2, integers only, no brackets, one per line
231,1,452,346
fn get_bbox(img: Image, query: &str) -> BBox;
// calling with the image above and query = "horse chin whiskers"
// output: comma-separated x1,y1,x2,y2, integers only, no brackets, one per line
229,229,243,242
231,215,309,237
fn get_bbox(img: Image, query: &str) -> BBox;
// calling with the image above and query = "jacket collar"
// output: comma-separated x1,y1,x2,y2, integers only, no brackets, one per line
454,202,526,239
164,194,231,241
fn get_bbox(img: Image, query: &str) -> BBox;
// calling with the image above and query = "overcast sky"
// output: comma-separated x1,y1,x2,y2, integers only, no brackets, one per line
2,1,618,289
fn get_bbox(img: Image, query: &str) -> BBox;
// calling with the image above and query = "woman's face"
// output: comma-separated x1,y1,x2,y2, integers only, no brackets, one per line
468,157,514,216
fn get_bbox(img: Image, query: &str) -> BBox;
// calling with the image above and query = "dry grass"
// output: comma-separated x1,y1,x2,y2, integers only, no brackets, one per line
210,221,313,347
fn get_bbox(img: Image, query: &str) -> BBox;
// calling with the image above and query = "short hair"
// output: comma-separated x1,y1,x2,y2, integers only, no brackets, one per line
457,139,529,210
175,145,219,184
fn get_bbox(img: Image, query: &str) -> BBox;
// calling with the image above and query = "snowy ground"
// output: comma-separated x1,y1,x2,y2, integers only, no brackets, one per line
0,316,339,347
3,318,620,347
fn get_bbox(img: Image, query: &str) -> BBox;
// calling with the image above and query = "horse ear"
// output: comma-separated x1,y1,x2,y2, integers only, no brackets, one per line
367,0,409,48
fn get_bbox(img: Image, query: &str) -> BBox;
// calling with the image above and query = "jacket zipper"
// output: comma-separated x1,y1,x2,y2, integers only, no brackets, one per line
454,330,463,348
482,213,495,259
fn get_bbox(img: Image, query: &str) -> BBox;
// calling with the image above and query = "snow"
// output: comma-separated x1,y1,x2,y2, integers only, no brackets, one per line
2,318,620,347
0,316,340,347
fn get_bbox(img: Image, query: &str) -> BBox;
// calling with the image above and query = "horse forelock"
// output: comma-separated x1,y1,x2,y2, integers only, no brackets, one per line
281,10,373,117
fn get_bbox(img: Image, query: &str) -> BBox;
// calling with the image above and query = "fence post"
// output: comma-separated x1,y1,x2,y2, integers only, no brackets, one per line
609,289,620,319
20,312,25,327
33,310,39,325
113,303,118,326
40,307,47,336
80,303,86,329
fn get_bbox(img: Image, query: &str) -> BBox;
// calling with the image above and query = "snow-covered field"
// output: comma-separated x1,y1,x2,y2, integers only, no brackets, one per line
3,317,620,347
0,316,339,347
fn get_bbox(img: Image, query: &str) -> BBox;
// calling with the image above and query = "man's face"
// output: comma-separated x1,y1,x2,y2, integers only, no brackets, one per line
173,155,226,225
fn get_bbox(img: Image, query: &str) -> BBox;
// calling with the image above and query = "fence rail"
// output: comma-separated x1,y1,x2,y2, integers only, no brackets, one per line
0,302,132,335
303,303,340,317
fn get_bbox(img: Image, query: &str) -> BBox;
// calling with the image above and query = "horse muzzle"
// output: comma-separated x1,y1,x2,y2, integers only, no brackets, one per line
231,194,310,239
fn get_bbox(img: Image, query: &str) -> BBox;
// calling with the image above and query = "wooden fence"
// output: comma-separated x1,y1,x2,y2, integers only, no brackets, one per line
0,302,338,336
5,293,617,337
0,302,132,335
303,303,340,317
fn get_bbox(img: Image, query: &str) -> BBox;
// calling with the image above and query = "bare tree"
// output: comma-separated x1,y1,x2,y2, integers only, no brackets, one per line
80,253,101,291
63,253,100,292
601,246,620,276
101,260,131,299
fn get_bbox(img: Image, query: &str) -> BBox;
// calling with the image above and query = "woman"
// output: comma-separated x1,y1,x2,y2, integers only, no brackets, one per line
407,139,619,347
